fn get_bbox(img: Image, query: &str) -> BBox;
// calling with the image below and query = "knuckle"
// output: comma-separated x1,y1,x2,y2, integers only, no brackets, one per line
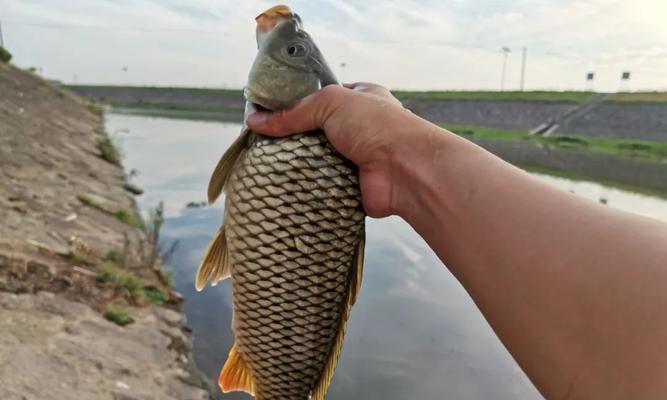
319,84,344,99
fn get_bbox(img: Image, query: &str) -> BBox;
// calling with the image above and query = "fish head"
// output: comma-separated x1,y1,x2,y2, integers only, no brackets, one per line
246,9,337,111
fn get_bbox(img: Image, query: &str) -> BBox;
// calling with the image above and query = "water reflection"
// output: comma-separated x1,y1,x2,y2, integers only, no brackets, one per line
107,113,667,399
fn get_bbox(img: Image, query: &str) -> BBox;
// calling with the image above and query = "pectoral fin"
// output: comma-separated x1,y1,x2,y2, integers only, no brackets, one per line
311,229,365,400
219,343,255,395
195,228,230,291
208,129,250,204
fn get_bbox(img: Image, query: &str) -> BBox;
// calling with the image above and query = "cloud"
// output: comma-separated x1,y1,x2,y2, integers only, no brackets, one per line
3,0,666,90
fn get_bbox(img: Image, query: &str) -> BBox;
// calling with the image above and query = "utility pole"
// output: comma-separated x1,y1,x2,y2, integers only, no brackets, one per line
0,20,5,48
520,47,527,91
339,62,346,83
500,47,511,91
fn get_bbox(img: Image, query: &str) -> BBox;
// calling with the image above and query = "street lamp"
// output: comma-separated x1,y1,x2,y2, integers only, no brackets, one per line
500,47,511,91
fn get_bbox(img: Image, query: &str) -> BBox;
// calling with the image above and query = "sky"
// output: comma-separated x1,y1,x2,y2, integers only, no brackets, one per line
2,0,667,91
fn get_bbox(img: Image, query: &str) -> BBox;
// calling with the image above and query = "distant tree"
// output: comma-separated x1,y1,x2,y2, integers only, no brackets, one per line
0,46,11,63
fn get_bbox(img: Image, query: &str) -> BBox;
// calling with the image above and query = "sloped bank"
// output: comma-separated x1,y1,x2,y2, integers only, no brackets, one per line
470,137,667,197
0,64,212,399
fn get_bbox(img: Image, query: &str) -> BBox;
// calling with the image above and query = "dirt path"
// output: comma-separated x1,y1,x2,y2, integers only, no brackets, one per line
0,63,212,399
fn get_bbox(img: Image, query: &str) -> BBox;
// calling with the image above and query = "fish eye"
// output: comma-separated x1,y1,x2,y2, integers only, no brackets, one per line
286,43,307,57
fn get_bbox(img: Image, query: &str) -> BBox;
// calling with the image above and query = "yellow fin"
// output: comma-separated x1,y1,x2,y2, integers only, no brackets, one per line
311,230,366,400
195,228,230,291
350,231,365,305
208,130,249,204
219,343,255,395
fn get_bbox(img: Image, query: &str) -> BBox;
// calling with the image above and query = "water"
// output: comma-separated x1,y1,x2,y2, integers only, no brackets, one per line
106,113,667,399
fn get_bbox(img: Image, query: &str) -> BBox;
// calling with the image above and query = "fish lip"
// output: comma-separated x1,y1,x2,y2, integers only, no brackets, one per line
244,87,294,112
244,88,273,111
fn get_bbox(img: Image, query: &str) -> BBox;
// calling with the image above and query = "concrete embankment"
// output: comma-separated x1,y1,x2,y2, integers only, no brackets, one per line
0,64,212,399
69,85,667,142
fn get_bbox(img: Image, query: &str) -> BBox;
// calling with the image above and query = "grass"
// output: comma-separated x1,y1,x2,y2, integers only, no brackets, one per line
97,262,170,304
103,249,123,263
98,263,144,294
78,195,144,228
444,124,667,161
607,92,667,103
86,102,105,116
143,286,169,304
163,270,175,287
104,305,133,326
393,90,594,103
67,84,244,97
69,249,90,264
0,46,12,63
114,209,145,229
108,100,244,114
77,195,105,210
96,136,121,165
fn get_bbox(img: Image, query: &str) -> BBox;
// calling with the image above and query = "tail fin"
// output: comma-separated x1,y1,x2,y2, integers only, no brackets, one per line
219,343,255,395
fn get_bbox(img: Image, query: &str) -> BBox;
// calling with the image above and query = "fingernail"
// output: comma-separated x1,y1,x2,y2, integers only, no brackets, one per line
246,112,268,126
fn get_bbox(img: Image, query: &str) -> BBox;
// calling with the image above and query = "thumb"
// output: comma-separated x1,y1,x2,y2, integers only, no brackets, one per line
246,85,346,136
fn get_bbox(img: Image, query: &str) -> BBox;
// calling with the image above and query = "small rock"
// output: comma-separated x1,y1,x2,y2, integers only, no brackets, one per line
169,367,189,380
123,183,143,195
115,381,130,390
63,213,77,222
157,308,183,327
26,260,56,276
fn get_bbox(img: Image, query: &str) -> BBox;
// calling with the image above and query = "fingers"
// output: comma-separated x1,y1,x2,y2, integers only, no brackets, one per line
246,85,346,136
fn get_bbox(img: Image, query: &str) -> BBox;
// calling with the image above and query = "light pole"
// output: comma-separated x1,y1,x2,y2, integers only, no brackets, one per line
520,47,527,92
500,47,511,91
0,20,4,48
339,62,346,83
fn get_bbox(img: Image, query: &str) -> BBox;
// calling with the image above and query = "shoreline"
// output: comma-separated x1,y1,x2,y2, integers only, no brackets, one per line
107,107,667,199
0,64,214,398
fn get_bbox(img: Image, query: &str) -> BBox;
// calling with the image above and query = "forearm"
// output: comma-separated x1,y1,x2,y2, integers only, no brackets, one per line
395,124,667,398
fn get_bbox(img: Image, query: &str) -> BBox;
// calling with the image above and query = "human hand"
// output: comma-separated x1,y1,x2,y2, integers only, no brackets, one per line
246,82,433,218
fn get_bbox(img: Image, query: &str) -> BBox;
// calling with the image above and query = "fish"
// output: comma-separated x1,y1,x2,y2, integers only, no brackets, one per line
195,5,366,400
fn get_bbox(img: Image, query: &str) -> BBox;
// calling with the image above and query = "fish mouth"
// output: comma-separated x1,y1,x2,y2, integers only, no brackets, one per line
244,88,274,111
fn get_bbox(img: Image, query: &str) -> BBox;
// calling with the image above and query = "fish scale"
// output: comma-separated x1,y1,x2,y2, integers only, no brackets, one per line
223,131,364,400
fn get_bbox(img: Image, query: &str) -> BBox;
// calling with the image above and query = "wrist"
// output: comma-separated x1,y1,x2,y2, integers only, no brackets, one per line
390,122,479,225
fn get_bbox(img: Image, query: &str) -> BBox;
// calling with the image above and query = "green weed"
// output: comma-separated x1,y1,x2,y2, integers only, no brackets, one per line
69,249,89,264
143,286,169,304
97,263,144,294
103,249,123,263
104,305,133,326
114,209,144,229
96,136,121,165
0,47,12,63
394,90,594,103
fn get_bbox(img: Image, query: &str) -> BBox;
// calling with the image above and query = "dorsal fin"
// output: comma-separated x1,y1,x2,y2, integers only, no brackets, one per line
311,229,365,400
208,129,250,204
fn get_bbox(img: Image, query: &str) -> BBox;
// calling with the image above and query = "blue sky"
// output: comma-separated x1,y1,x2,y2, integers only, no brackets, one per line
3,0,667,91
